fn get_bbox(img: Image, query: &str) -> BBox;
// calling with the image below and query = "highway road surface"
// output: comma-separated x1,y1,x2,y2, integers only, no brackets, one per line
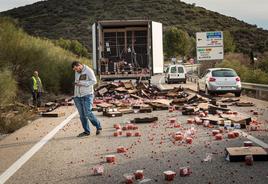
0,74,268,184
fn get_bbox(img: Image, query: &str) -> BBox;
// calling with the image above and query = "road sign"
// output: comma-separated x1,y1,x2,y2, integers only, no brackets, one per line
196,31,223,47
196,31,224,61
197,47,224,61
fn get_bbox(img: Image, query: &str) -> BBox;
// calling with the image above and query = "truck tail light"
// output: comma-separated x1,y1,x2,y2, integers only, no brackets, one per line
209,77,216,82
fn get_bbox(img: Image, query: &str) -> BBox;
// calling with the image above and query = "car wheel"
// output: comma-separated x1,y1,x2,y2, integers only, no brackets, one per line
183,80,186,84
235,92,241,97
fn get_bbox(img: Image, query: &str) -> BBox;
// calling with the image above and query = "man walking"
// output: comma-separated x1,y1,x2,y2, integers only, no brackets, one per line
72,61,102,137
31,71,43,107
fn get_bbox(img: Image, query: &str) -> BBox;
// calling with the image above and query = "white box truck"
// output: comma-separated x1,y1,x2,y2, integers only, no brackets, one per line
92,20,164,81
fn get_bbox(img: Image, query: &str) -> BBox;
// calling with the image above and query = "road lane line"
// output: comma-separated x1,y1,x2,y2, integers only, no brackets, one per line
0,111,78,184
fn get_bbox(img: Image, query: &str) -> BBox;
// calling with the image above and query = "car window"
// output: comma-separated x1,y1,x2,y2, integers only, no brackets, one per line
178,67,184,73
212,70,237,77
170,66,177,73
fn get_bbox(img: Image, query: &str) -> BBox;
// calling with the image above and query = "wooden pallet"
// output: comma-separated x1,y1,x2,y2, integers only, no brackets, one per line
139,107,153,113
103,111,122,117
220,113,251,128
225,147,268,162
132,117,158,124
41,112,65,117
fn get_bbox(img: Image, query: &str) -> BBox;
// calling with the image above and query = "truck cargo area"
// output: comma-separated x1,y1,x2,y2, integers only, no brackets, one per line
92,20,163,81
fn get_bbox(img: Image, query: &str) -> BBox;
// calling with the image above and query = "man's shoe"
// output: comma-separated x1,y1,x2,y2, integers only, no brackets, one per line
77,132,90,137
96,129,101,135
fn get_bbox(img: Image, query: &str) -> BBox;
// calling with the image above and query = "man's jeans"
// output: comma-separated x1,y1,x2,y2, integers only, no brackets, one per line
74,95,101,133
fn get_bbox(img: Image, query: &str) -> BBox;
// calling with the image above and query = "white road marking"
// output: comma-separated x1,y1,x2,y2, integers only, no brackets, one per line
0,111,78,184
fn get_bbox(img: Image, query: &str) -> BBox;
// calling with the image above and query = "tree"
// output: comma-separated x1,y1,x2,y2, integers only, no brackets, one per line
164,27,192,58
223,31,236,53
189,37,196,57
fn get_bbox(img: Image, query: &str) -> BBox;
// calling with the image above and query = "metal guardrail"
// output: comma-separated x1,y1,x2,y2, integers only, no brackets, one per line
187,75,199,84
241,82,268,91
187,75,268,99
241,82,268,99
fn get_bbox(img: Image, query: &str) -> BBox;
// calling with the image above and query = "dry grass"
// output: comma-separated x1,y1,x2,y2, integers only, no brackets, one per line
0,105,35,134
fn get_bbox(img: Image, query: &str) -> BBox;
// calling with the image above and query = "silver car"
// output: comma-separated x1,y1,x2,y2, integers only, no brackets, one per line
197,68,242,97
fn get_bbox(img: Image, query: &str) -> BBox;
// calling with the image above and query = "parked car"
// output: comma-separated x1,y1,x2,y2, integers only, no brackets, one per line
165,64,187,84
197,68,242,97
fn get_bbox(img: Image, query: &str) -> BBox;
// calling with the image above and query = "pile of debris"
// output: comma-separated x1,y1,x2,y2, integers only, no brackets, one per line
93,81,206,117
89,85,268,183
179,96,257,129
95,81,161,99
38,98,74,117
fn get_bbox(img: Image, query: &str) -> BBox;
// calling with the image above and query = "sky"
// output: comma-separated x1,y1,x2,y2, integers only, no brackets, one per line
181,0,268,30
0,0,267,30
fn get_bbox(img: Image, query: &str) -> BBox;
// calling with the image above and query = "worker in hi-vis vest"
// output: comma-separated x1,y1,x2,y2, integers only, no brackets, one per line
31,71,43,107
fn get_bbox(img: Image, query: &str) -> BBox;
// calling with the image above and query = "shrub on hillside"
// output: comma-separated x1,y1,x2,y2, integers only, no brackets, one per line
257,52,268,73
53,38,90,58
0,17,91,95
0,69,17,106
216,59,268,84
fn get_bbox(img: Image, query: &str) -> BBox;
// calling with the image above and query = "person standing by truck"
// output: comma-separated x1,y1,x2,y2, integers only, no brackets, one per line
72,61,102,137
31,71,43,107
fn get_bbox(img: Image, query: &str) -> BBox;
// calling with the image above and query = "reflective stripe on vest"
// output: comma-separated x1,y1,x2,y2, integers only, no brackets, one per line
32,76,41,91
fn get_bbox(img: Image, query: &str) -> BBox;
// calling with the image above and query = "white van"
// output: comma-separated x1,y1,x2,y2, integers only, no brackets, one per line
164,64,187,84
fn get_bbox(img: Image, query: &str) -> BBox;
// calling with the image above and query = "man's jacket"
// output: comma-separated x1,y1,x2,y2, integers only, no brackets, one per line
74,65,97,97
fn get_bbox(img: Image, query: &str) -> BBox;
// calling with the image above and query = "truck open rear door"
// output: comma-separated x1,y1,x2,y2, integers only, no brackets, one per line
92,23,97,71
151,21,164,74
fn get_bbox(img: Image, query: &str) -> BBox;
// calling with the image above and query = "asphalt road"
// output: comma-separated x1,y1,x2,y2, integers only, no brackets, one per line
0,75,267,184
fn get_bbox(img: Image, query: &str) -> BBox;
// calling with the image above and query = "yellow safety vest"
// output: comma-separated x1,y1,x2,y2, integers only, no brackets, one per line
32,76,42,91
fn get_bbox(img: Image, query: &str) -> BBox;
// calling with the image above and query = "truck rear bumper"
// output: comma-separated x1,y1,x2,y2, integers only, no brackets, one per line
168,78,186,82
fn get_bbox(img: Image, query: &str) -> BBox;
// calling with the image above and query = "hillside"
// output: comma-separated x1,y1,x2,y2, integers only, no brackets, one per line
1,0,268,54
